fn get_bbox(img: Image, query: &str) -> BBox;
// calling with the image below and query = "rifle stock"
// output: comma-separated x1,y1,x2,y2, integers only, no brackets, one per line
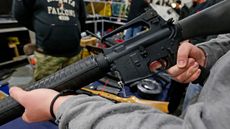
81,88,169,113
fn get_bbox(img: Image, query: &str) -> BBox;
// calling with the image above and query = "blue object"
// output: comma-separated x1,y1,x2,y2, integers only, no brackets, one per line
0,117,58,129
124,26,142,40
182,83,202,112
0,82,9,95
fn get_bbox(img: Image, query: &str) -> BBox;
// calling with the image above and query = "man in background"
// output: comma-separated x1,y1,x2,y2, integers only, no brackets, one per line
12,0,86,81
124,0,150,40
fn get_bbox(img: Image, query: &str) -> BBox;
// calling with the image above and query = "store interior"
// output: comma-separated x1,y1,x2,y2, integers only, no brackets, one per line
0,0,182,100
0,0,224,128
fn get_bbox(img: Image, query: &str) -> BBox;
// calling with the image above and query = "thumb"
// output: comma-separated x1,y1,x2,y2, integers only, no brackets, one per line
22,110,33,123
9,87,27,105
177,42,191,68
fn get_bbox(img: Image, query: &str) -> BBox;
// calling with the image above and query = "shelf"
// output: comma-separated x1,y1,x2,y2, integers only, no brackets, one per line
0,20,31,64
0,17,24,30
84,0,128,18
0,19,17,24
86,15,126,24
0,27,27,33
0,55,28,69
84,0,128,36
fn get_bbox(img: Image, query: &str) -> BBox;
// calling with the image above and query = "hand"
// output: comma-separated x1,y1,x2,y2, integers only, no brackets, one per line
167,58,201,83
174,41,206,68
9,87,73,123
167,41,206,83
149,41,206,83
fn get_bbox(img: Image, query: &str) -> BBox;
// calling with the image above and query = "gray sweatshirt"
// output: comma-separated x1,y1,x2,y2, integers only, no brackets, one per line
55,34,230,129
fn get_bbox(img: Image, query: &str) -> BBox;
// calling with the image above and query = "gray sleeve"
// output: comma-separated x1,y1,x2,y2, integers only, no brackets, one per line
196,34,230,69
55,86,230,129
56,94,209,129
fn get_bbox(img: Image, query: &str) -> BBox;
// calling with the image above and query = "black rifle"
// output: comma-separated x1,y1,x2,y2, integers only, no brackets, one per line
0,0,230,125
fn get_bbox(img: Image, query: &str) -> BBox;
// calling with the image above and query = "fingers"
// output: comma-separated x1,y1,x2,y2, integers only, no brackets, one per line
183,69,201,83
172,63,200,83
9,87,27,105
22,110,33,123
167,57,201,83
9,87,33,123
149,61,162,72
176,41,192,68
9,87,32,123
168,58,196,77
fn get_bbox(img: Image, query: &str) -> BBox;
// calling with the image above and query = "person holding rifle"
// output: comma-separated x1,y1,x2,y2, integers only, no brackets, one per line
9,33,230,129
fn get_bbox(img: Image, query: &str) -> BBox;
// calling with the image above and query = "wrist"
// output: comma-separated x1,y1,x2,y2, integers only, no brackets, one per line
198,46,208,67
52,95,74,117
50,90,77,119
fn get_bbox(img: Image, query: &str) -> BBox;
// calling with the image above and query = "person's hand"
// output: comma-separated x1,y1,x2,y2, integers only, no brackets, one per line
168,41,206,83
149,41,206,83
9,87,73,123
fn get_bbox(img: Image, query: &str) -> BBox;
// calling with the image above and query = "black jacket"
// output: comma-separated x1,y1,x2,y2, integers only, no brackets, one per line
12,0,86,57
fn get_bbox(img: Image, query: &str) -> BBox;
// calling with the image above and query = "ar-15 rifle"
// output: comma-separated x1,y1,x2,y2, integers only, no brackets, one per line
0,0,230,125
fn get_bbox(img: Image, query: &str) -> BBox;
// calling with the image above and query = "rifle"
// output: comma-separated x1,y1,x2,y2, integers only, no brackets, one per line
0,0,230,125
80,87,169,113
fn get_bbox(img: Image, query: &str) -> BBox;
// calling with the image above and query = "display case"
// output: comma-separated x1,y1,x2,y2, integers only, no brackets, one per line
84,0,128,35
0,18,30,64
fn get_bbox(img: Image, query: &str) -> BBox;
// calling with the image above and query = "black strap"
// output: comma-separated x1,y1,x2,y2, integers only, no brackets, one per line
50,89,76,119
192,66,210,86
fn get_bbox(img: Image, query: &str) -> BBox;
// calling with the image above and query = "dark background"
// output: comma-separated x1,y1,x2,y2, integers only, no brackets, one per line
0,0,13,16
